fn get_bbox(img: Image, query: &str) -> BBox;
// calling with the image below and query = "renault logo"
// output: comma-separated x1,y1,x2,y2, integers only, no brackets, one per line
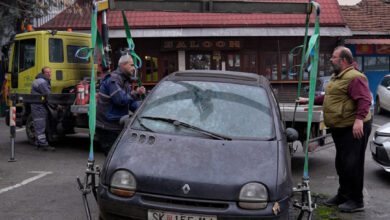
182,184,190,194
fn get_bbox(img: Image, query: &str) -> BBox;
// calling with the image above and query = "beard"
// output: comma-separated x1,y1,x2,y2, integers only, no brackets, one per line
331,61,342,75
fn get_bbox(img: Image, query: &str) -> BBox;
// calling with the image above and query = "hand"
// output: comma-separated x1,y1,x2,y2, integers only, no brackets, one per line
57,104,63,111
137,86,146,95
353,119,364,139
296,97,309,104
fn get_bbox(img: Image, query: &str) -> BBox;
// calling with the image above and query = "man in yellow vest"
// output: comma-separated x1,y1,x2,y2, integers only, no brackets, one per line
297,46,372,212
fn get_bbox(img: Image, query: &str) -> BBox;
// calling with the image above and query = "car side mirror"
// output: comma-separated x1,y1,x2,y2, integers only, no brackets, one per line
387,86,390,90
286,128,299,142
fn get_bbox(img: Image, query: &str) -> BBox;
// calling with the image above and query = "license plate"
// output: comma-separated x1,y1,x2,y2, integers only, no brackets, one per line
148,209,217,220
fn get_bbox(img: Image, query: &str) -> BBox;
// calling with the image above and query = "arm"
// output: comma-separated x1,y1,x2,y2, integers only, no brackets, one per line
296,95,324,105
348,78,371,139
109,81,131,106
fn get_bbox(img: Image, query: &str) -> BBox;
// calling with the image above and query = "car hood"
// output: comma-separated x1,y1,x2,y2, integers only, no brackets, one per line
104,130,291,201
376,122,390,136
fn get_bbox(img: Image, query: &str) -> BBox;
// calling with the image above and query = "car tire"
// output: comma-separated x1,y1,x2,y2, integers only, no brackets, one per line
375,97,382,115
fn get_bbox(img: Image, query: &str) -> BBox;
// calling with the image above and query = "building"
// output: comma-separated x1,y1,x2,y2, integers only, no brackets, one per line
40,0,350,102
341,0,390,97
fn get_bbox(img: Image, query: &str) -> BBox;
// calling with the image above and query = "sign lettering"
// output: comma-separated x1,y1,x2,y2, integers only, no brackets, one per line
162,40,241,51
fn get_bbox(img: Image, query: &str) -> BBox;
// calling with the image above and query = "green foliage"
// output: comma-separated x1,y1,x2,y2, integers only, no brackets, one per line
315,205,342,220
0,0,77,55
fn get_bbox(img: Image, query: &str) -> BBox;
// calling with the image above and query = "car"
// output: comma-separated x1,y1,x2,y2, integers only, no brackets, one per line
370,122,390,172
97,70,298,220
375,74,390,115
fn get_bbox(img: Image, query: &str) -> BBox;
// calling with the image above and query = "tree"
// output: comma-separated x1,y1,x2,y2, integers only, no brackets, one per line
0,0,87,60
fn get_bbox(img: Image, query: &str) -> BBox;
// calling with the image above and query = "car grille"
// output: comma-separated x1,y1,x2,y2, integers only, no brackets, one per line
141,195,229,210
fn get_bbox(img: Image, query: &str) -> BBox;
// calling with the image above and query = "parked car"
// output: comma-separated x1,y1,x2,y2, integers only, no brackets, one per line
375,74,390,115
97,70,298,220
370,122,390,172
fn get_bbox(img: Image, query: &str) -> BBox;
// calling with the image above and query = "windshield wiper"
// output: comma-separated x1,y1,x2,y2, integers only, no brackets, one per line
135,116,154,132
141,116,232,140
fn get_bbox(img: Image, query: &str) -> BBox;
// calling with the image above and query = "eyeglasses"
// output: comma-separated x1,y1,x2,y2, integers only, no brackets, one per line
331,56,341,59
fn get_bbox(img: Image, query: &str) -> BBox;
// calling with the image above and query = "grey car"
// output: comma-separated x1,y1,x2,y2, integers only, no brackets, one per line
97,70,298,220
370,122,390,172
375,74,390,115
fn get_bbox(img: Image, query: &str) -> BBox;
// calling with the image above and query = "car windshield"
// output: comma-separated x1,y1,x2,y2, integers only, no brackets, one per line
132,80,274,140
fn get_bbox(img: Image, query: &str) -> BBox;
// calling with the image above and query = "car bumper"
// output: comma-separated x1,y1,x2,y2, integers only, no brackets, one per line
98,184,291,220
370,141,390,172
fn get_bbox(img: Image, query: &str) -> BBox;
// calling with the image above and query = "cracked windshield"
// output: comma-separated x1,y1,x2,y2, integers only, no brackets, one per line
132,80,274,139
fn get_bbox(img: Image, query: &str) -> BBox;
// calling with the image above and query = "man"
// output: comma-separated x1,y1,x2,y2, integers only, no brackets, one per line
297,46,372,212
96,54,146,156
31,66,55,151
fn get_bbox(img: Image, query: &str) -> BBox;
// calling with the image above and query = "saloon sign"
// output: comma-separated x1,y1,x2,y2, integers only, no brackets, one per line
162,40,241,51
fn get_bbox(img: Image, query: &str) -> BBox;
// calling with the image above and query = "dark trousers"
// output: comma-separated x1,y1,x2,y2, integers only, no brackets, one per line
330,120,372,203
96,128,121,156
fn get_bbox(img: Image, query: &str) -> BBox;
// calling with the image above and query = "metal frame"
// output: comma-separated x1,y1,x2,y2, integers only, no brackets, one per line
108,0,313,14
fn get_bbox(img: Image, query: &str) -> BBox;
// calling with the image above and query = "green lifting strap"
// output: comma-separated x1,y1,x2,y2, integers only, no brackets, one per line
292,13,310,128
121,10,145,99
87,6,105,162
302,4,320,180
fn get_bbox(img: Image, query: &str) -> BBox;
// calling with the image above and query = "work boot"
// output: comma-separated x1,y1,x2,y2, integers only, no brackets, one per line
324,195,347,206
338,200,364,212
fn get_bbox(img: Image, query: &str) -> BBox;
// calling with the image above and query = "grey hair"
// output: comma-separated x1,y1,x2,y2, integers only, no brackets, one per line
118,54,133,66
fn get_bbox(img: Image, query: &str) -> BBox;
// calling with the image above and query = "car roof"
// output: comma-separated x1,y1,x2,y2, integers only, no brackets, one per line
167,70,269,87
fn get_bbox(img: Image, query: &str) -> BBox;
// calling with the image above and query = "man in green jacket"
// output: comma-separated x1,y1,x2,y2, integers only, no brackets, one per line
297,46,372,212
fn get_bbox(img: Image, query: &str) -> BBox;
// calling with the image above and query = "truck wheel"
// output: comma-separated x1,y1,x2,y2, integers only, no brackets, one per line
26,114,57,146
26,114,36,145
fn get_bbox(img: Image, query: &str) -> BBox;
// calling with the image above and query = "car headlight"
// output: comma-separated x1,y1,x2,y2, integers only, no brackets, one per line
238,182,268,209
110,170,136,197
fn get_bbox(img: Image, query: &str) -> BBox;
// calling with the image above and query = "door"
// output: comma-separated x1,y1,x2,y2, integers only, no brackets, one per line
10,38,38,94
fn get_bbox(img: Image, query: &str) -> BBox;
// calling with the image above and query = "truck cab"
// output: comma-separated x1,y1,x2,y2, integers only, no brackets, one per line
6,30,94,99
4,30,96,144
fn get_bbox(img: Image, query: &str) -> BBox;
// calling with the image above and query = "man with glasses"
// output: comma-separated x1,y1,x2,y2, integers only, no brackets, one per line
297,46,372,212
96,54,146,156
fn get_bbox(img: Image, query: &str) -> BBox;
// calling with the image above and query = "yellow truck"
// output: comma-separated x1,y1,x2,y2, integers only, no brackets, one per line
4,30,96,145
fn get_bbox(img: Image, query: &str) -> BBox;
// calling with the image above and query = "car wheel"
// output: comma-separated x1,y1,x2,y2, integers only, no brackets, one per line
26,114,36,145
375,97,382,115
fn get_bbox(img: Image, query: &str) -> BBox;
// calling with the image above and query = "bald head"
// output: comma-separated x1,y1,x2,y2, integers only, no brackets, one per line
334,46,353,65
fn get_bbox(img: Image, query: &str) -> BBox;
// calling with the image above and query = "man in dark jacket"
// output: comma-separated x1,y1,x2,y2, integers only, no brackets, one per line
31,66,55,151
96,54,146,155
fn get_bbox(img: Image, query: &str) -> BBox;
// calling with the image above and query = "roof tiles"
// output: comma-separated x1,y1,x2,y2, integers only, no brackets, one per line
40,0,345,30
341,0,390,32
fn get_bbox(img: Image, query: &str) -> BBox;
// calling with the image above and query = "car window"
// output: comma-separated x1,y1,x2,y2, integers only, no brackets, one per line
132,80,274,139
381,76,390,87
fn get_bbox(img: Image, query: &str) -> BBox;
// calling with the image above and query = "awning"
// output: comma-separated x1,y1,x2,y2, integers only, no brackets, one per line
77,27,352,38
345,39,390,45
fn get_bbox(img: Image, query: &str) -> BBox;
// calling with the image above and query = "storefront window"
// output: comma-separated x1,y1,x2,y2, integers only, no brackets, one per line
364,56,390,72
189,54,211,70
356,56,363,71
281,55,287,80
145,56,159,82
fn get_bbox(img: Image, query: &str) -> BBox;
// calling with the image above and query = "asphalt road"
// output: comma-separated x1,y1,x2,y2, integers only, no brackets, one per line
0,113,389,220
